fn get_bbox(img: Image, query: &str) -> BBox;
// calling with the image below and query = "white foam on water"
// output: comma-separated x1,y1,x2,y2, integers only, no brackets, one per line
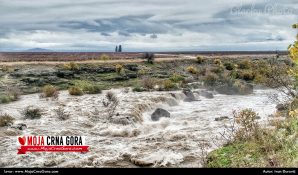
0,88,285,167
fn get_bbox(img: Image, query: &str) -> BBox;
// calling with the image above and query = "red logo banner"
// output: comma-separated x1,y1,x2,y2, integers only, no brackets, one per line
17,146,89,154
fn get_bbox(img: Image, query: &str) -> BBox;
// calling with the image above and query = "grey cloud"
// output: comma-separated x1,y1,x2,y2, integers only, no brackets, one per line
0,0,297,51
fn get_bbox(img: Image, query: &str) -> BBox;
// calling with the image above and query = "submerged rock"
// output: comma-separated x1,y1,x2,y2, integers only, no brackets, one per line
276,104,287,111
200,91,214,99
182,89,197,102
151,108,171,121
10,123,27,130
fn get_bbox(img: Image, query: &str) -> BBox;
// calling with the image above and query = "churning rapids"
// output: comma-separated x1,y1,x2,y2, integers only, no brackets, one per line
0,87,285,167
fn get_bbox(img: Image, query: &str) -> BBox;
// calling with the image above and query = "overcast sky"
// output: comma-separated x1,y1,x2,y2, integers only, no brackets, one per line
0,0,297,51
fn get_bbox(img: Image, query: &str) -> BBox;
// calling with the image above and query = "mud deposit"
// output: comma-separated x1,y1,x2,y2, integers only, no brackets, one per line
0,88,283,167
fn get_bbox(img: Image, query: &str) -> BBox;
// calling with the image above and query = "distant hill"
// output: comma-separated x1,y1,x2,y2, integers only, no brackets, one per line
25,48,52,52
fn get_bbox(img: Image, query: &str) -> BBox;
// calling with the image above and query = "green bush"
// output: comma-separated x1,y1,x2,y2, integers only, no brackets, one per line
73,80,102,94
206,111,298,167
68,86,84,96
22,106,42,119
163,80,176,90
0,114,14,127
0,86,21,104
170,73,185,83
0,95,11,104
224,62,235,70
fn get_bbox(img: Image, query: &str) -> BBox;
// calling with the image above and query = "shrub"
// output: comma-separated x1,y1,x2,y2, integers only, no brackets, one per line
0,114,14,127
210,66,224,74
197,56,205,64
73,80,102,94
214,59,222,65
238,59,252,69
55,107,70,120
102,91,119,118
170,73,185,83
186,66,198,74
237,70,255,81
141,77,158,90
0,86,21,104
0,95,11,104
99,54,110,61
68,86,84,96
203,73,219,87
115,64,125,75
143,52,155,64
41,85,59,98
137,69,147,77
22,106,42,119
63,62,79,71
5,86,21,101
163,80,176,90
224,62,235,70
234,109,259,141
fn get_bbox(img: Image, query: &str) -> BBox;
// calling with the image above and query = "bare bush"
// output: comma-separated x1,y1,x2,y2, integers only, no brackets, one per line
143,52,155,64
54,107,70,120
22,106,42,119
0,113,15,127
213,109,259,145
265,58,295,99
102,91,119,119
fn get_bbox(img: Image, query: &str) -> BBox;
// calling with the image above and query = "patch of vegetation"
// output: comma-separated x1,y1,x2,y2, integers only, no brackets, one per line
63,62,80,71
186,66,198,74
163,79,176,90
102,91,119,118
22,106,42,119
197,56,205,64
170,73,185,83
68,86,84,96
73,80,102,94
141,77,159,90
99,54,110,61
115,64,124,75
203,72,219,87
0,87,21,104
55,107,70,120
224,62,235,70
0,113,15,127
41,85,59,98
238,59,252,69
214,59,222,65
236,70,255,81
206,119,298,167
210,66,224,74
